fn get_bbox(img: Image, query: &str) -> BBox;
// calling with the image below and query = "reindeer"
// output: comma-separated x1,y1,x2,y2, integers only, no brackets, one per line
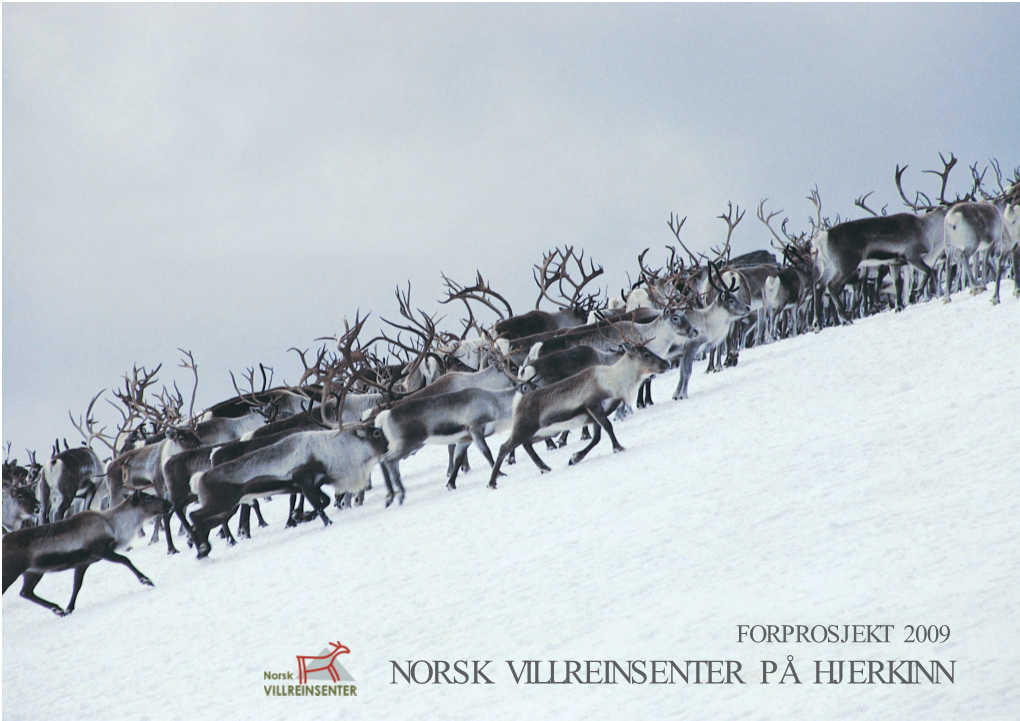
3,449,41,534
188,425,389,558
810,155,986,326
999,200,1020,302
943,201,1005,302
366,348,522,487
763,266,811,339
487,344,670,488
516,343,626,448
812,207,946,326
158,424,329,554
2,490,171,616
38,446,104,523
719,263,780,348
374,382,533,497
104,425,203,511
670,262,752,400
3,480,40,534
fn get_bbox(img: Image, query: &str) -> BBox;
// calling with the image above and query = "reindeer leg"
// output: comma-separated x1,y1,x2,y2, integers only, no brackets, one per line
100,548,154,586
469,431,498,468
174,506,197,549
585,404,625,454
148,517,161,544
673,341,697,401
991,253,1004,306
488,441,516,489
19,571,68,616
220,522,237,546
237,504,252,539
251,499,269,528
298,479,332,528
163,512,179,555
446,444,457,476
381,460,404,507
568,423,602,466
187,509,214,558
545,437,558,451
447,442,470,490
64,564,93,615
81,481,97,510
286,493,300,527
521,442,552,474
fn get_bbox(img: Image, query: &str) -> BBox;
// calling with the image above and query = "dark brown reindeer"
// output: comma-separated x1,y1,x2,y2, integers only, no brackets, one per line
3,490,171,616
810,155,976,327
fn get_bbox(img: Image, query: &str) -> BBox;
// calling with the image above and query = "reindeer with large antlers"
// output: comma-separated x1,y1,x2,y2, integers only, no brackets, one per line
811,156,958,328
487,343,671,488
443,248,605,346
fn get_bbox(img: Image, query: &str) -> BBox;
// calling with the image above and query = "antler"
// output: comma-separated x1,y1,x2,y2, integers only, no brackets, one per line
713,202,745,263
324,310,395,428
896,153,964,211
112,364,169,431
380,282,439,381
667,212,703,267
69,390,116,453
706,260,738,297
854,191,887,217
532,246,604,311
230,362,275,416
177,349,199,427
440,271,514,325
922,151,958,205
288,346,331,389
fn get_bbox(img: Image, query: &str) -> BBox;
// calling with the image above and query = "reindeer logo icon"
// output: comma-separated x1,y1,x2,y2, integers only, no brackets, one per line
296,642,355,684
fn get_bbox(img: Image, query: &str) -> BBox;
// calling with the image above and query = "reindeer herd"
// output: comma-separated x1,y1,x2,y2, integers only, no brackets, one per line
4,154,1019,617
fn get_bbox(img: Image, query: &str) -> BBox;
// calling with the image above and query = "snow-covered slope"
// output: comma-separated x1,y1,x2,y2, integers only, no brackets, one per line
3,292,1019,720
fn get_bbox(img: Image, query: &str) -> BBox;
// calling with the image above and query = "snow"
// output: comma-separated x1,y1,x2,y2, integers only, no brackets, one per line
3,291,1019,720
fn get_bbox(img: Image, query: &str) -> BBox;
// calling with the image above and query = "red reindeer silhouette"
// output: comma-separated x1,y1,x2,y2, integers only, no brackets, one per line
296,642,351,684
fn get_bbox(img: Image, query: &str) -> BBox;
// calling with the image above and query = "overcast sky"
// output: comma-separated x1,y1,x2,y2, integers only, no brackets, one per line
3,3,1018,459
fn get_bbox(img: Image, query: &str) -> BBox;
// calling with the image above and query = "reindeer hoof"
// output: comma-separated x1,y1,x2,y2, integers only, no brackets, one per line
539,466,552,474
446,482,456,491
196,544,211,559
139,576,154,587
53,608,70,617
568,456,580,466
613,446,627,454
167,548,179,556
991,297,1000,306
488,481,498,489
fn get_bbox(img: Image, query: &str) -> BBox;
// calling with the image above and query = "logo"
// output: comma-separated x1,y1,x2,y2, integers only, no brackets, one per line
297,642,355,684
264,641,358,697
